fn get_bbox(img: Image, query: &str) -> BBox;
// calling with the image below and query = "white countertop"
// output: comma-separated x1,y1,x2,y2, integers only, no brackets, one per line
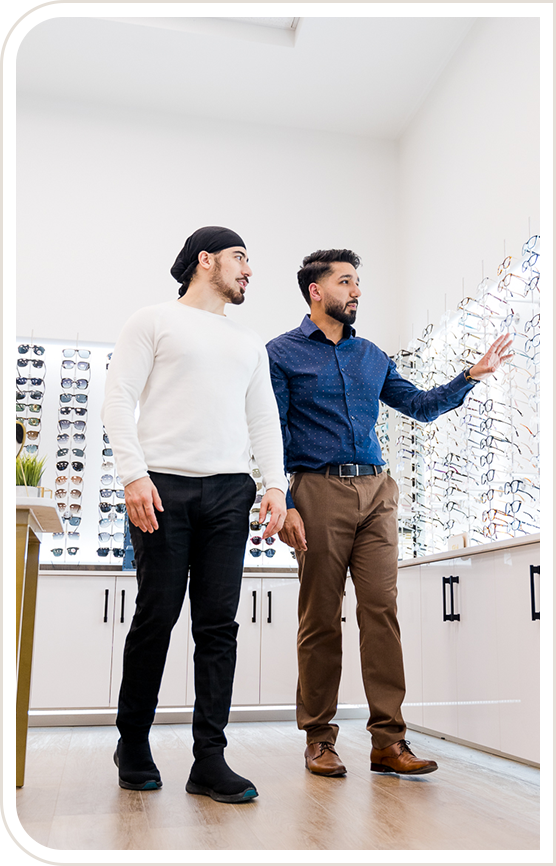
16,495,63,533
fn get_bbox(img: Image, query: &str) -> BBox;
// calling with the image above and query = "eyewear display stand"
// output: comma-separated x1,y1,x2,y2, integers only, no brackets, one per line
16,496,62,787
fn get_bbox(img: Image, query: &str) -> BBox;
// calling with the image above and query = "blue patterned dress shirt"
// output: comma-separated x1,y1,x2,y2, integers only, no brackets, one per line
266,314,477,509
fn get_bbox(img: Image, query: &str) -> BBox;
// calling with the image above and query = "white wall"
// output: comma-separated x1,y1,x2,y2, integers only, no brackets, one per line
17,96,398,350
397,17,540,347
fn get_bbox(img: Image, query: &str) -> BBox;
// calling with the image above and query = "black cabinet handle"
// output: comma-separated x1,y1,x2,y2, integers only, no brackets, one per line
103,588,109,623
442,576,460,622
120,589,126,623
267,590,272,624
251,590,257,623
530,565,540,621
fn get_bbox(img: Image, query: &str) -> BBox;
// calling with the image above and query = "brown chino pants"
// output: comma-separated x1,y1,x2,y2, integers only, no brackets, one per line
290,469,406,750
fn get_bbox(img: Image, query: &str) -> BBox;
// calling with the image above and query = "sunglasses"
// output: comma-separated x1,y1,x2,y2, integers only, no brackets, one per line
99,517,125,529
59,406,87,417
17,358,45,369
62,515,81,526
61,378,89,390
57,448,86,458
16,403,41,414
56,503,82,513
18,344,45,355
56,461,85,472
17,389,43,401
98,532,125,545
60,392,88,404
61,359,90,371
24,444,39,453
99,502,126,514
100,489,125,499
63,348,91,358
58,419,87,432
57,433,86,445
16,377,44,387
55,475,83,485
55,489,82,500
97,547,125,558
250,536,275,546
249,548,276,558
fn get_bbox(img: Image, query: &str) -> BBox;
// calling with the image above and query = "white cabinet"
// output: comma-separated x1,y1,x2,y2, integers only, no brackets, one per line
30,574,117,709
494,543,540,763
396,565,423,727
398,540,540,763
30,572,190,711
259,578,299,705
419,559,459,736
451,552,500,750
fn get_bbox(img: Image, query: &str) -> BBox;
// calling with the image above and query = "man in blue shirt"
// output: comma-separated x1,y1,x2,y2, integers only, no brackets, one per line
266,248,512,777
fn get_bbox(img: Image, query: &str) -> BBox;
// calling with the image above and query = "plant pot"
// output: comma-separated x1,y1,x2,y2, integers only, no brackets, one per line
16,486,42,498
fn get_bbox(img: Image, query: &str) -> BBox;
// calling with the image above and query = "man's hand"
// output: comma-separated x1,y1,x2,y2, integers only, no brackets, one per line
125,476,164,533
278,508,307,551
258,488,287,539
468,333,514,382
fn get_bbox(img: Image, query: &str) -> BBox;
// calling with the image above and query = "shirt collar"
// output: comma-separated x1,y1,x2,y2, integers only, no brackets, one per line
299,313,356,342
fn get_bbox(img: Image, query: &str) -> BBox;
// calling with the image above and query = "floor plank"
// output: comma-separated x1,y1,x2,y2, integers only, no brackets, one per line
15,720,540,851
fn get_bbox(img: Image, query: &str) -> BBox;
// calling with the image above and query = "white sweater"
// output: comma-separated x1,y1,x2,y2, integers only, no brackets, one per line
101,301,287,493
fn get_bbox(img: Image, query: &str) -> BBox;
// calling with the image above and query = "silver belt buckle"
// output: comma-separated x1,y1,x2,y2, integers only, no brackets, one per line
339,463,357,477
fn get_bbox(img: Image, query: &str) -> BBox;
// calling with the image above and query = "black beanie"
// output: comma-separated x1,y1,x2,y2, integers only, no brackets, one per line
170,226,246,285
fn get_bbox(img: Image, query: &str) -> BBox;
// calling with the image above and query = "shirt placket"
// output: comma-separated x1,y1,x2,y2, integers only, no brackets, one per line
335,341,357,462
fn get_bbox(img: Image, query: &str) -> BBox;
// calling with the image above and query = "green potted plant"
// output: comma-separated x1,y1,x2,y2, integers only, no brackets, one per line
16,452,47,497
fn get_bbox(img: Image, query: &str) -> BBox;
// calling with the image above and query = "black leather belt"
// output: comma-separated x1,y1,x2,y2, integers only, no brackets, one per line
294,464,383,477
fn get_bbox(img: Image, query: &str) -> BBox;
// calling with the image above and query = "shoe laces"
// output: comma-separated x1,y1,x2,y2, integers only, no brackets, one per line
398,739,416,756
317,742,338,756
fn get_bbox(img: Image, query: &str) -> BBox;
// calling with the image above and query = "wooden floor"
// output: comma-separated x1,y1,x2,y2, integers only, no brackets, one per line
16,720,539,851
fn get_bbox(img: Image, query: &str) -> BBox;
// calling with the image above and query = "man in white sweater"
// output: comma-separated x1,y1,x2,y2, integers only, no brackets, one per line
102,226,287,802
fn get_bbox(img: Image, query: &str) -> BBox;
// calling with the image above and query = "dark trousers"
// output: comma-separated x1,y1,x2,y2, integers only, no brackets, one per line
291,470,406,750
117,471,256,760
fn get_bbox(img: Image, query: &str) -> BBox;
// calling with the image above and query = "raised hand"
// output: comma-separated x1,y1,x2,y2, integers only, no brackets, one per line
468,333,514,382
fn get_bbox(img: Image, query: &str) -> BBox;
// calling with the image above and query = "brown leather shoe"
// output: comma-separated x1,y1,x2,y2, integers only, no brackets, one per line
370,739,438,775
304,742,347,776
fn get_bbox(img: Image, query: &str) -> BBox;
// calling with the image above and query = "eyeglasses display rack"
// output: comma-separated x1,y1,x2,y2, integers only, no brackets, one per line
389,235,540,559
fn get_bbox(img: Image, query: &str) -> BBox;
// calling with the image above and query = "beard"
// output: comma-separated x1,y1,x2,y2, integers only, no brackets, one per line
324,298,357,325
210,260,245,306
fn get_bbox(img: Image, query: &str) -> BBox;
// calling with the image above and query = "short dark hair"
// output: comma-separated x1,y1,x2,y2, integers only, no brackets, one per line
297,249,361,306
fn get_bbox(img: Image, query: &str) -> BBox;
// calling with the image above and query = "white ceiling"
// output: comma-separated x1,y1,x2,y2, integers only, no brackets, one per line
16,15,476,138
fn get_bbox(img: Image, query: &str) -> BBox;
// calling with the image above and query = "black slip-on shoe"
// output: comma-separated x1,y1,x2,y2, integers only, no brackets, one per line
185,779,258,803
114,739,163,790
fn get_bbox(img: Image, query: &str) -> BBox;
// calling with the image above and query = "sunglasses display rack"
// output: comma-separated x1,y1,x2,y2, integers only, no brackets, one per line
16,342,46,456
388,235,540,559
247,459,296,565
53,347,91,561
97,351,126,562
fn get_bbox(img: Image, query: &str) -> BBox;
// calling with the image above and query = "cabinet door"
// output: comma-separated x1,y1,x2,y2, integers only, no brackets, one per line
397,566,423,727
30,575,116,709
495,542,540,763
419,560,458,736
231,577,262,706
451,553,500,751
109,575,189,708
259,578,299,705
338,578,366,705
